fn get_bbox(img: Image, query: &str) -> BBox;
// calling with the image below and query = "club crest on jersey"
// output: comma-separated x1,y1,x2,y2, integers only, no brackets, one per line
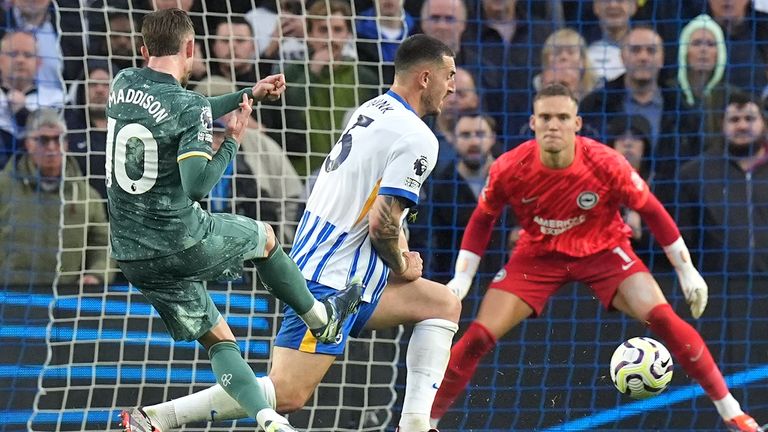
200,106,213,130
577,191,599,210
413,156,428,176
493,269,507,283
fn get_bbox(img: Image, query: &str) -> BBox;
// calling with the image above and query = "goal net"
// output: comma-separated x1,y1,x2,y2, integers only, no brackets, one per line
0,1,765,432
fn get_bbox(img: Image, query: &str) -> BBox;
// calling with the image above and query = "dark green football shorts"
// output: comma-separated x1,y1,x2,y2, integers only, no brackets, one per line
118,213,269,341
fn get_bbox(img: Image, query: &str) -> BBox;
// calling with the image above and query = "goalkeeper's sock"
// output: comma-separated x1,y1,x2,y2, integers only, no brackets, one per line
208,341,271,419
647,303,728,400
399,319,458,431
252,245,328,328
431,321,496,421
713,393,744,421
145,377,276,428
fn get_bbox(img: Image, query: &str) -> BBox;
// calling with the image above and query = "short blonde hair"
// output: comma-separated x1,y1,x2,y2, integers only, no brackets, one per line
541,28,599,97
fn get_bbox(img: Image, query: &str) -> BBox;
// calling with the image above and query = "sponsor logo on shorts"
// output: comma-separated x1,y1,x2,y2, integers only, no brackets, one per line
621,260,637,271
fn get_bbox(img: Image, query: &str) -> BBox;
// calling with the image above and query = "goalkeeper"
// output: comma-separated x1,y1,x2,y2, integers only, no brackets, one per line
110,9,362,432
429,84,764,432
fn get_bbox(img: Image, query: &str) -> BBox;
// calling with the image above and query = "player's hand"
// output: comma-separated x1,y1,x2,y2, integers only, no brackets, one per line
664,237,707,319
396,250,422,281
252,74,286,102
446,274,472,300
226,93,253,145
675,266,708,319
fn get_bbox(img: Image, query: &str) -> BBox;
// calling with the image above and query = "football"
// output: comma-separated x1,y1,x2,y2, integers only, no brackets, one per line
610,336,674,399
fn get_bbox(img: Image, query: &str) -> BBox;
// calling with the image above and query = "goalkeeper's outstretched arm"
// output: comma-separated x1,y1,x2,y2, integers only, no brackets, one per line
635,193,708,318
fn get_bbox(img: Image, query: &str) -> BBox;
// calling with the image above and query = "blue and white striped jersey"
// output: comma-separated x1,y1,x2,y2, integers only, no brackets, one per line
289,90,438,303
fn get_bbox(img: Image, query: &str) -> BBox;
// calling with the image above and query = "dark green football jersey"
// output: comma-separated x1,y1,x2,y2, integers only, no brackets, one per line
106,68,215,261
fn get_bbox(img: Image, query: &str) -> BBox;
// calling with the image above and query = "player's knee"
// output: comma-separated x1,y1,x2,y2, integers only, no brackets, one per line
434,286,462,323
274,388,311,413
270,374,312,413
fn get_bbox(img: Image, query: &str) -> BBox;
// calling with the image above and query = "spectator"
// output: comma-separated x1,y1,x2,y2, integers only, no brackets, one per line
356,0,416,85
539,64,581,99
580,26,691,181
586,0,638,82
605,114,653,255
209,17,272,86
193,77,304,243
431,66,480,165
606,113,653,179
413,112,509,286
65,60,118,199
246,0,307,62
245,0,357,63
459,0,550,147
707,0,768,92
534,28,600,101
94,10,143,71
671,14,738,152
0,108,114,286
418,0,467,58
0,30,65,168
0,0,83,88
677,92,768,274
267,0,379,177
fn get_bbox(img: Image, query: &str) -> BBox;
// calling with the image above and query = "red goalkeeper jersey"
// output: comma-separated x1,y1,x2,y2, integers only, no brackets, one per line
478,136,650,257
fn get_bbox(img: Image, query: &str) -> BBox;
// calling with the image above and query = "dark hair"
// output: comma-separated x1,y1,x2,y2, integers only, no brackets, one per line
534,83,579,106
218,16,253,36
141,8,195,57
606,114,651,146
455,111,497,133
727,91,759,109
394,34,454,76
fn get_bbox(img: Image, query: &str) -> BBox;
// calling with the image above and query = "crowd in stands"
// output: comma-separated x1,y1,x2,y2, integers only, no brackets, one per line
0,0,766,287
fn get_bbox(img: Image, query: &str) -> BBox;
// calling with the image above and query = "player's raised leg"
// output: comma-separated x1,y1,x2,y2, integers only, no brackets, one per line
248,222,363,344
612,272,764,432
365,277,460,432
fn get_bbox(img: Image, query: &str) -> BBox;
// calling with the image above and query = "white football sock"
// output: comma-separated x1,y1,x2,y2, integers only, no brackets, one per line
300,300,328,329
398,318,458,431
713,393,743,420
144,377,276,428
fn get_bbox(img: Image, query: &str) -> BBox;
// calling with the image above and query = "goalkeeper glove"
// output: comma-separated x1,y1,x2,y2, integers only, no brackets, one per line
447,250,481,300
664,237,708,319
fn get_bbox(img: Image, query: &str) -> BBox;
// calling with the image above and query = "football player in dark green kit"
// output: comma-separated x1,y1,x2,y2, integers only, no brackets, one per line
113,8,362,432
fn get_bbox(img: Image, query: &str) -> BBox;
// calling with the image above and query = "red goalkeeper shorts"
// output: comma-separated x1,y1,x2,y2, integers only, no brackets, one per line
489,243,649,316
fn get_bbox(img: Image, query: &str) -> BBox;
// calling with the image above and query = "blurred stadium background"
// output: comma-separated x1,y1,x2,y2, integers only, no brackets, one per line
1,0,766,431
